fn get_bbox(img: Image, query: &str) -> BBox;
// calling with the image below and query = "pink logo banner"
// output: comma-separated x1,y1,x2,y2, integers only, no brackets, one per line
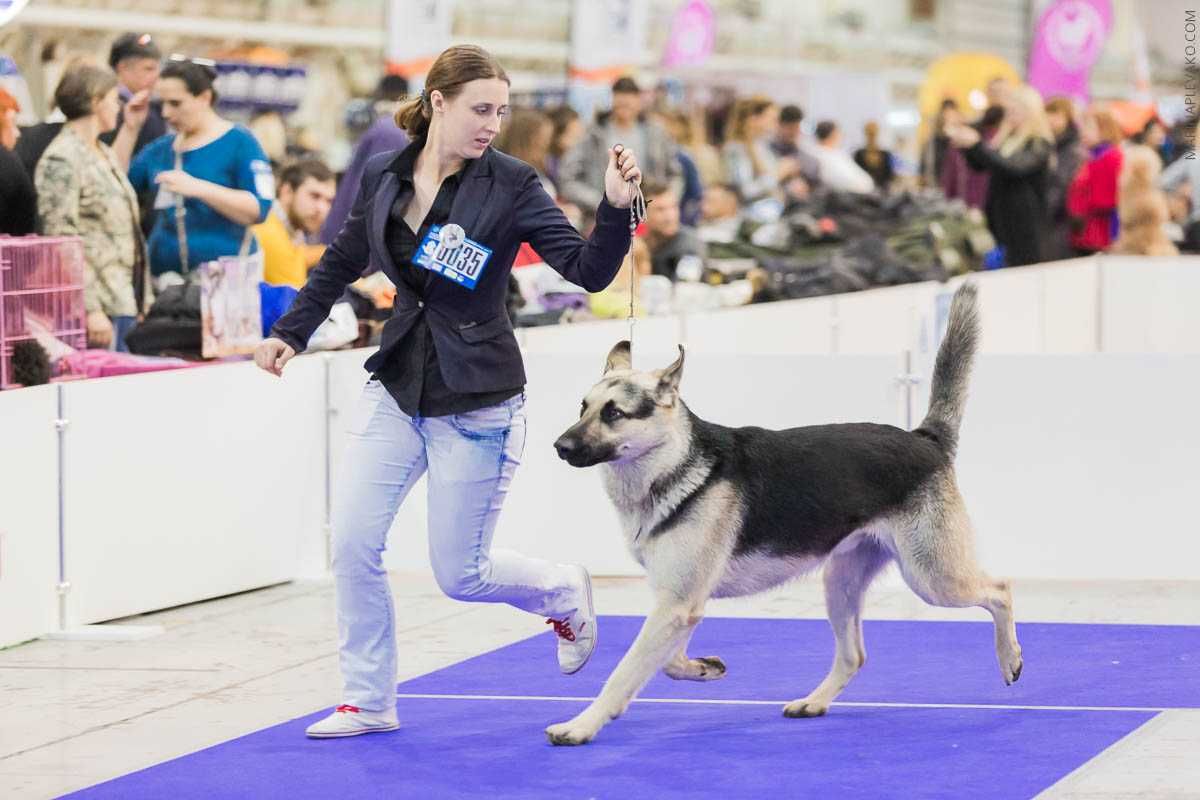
1028,0,1113,104
662,0,715,68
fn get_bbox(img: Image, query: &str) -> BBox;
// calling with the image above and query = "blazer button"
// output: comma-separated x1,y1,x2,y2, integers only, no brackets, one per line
417,300,424,308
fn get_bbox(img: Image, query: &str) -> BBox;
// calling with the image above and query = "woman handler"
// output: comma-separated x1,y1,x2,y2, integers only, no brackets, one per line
254,45,642,739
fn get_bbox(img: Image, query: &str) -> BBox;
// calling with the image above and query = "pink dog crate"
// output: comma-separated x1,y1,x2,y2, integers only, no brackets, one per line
0,235,87,389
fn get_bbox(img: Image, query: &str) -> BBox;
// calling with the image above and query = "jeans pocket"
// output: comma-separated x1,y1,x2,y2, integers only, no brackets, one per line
345,380,383,436
451,398,516,440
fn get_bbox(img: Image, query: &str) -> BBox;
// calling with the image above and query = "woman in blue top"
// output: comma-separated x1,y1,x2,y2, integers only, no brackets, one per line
129,58,273,283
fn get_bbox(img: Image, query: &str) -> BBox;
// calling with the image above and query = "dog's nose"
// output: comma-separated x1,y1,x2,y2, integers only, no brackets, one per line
554,437,577,460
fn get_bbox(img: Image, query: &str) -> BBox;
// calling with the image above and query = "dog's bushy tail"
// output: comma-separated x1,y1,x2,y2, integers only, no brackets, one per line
915,283,979,458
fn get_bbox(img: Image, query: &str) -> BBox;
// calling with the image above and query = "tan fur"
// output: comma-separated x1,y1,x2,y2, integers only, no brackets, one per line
1112,145,1179,257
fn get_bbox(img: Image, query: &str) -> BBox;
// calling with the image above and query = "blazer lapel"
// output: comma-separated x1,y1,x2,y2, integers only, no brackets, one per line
370,171,404,276
444,148,495,247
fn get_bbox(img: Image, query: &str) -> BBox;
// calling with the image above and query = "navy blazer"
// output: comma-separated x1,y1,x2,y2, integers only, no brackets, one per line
270,145,632,392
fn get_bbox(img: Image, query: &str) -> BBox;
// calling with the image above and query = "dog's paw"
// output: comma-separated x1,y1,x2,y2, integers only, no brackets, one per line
782,698,828,718
663,655,727,682
1000,646,1023,686
545,719,598,746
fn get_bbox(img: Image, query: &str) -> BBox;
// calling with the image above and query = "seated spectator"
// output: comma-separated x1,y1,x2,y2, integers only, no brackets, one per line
546,105,583,190
770,104,821,186
1067,107,1124,255
320,74,410,245
721,96,790,203
656,110,704,227
35,64,152,351
811,120,876,194
560,76,681,212
853,121,896,192
495,108,557,196
662,109,724,190
697,183,742,243
256,159,336,288
1112,145,1178,256
0,88,37,235
128,57,274,286
641,180,705,281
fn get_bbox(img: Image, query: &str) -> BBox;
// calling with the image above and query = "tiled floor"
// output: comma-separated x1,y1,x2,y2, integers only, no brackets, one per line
1,574,1197,799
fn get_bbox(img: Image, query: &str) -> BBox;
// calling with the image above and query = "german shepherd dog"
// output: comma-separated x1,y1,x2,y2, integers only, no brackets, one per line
546,283,1021,745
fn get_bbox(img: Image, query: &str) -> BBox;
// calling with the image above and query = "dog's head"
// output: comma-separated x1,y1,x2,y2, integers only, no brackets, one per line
553,340,686,468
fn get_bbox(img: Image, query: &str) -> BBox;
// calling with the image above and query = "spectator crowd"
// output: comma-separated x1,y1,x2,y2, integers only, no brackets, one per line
0,31,1191,374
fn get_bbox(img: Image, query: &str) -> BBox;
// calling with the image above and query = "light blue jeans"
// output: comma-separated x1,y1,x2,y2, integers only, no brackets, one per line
332,379,578,711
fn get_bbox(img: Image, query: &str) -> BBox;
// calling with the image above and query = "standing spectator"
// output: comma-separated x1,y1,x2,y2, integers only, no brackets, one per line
35,65,152,351
941,105,1004,210
920,99,960,189
770,104,821,186
721,96,790,203
128,57,274,285
320,75,410,245
559,76,680,211
98,33,166,159
1131,117,1168,165
1067,107,1124,255
853,120,896,191
947,85,1054,267
256,159,337,289
810,120,876,194
1112,145,1178,256
640,180,705,280
0,88,37,235
1043,96,1086,260
546,105,583,189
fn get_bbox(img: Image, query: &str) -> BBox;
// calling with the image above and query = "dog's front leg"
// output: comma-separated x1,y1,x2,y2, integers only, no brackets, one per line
546,600,699,746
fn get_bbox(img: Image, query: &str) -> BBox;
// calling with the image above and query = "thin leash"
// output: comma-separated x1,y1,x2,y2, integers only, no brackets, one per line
625,175,647,350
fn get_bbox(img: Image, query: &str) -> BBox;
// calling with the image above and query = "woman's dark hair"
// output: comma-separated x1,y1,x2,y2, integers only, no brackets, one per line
547,105,579,157
394,45,509,140
160,58,219,104
54,65,118,121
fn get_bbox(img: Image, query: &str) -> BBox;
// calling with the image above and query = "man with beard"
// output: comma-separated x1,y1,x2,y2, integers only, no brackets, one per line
257,159,337,288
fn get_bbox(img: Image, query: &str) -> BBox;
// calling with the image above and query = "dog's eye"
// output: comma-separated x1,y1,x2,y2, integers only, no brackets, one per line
601,404,625,423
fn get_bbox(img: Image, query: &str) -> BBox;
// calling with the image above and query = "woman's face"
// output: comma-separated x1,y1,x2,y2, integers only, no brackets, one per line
1046,109,1068,138
1003,96,1028,127
558,117,584,152
748,105,778,139
159,77,211,135
435,78,509,159
94,87,121,134
1079,112,1100,148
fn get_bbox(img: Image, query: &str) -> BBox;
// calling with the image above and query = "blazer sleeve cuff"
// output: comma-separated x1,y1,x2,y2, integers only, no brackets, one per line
595,196,630,228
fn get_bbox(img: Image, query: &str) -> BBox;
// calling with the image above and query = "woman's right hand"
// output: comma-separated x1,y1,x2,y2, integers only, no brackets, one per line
87,311,113,349
254,337,296,377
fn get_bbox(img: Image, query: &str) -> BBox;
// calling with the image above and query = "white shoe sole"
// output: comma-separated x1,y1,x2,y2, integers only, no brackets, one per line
306,721,400,739
561,565,597,675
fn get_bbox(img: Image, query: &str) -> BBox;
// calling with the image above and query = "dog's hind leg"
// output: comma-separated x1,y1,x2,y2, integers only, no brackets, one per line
783,535,891,718
662,625,726,681
892,477,1022,686
546,596,703,745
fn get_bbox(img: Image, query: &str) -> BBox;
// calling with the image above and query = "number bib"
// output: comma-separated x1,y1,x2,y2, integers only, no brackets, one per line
413,224,492,291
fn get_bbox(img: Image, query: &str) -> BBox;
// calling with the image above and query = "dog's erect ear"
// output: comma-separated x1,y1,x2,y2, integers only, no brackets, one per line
603,340,632,375
655,345,685,401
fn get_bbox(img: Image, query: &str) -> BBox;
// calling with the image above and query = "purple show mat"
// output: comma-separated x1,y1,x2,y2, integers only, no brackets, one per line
63,617,1196,799
400,616,1200,709
66,701,1151,800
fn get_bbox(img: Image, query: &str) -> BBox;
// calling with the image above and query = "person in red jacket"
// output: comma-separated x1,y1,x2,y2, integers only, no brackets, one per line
1067,108,1124,254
